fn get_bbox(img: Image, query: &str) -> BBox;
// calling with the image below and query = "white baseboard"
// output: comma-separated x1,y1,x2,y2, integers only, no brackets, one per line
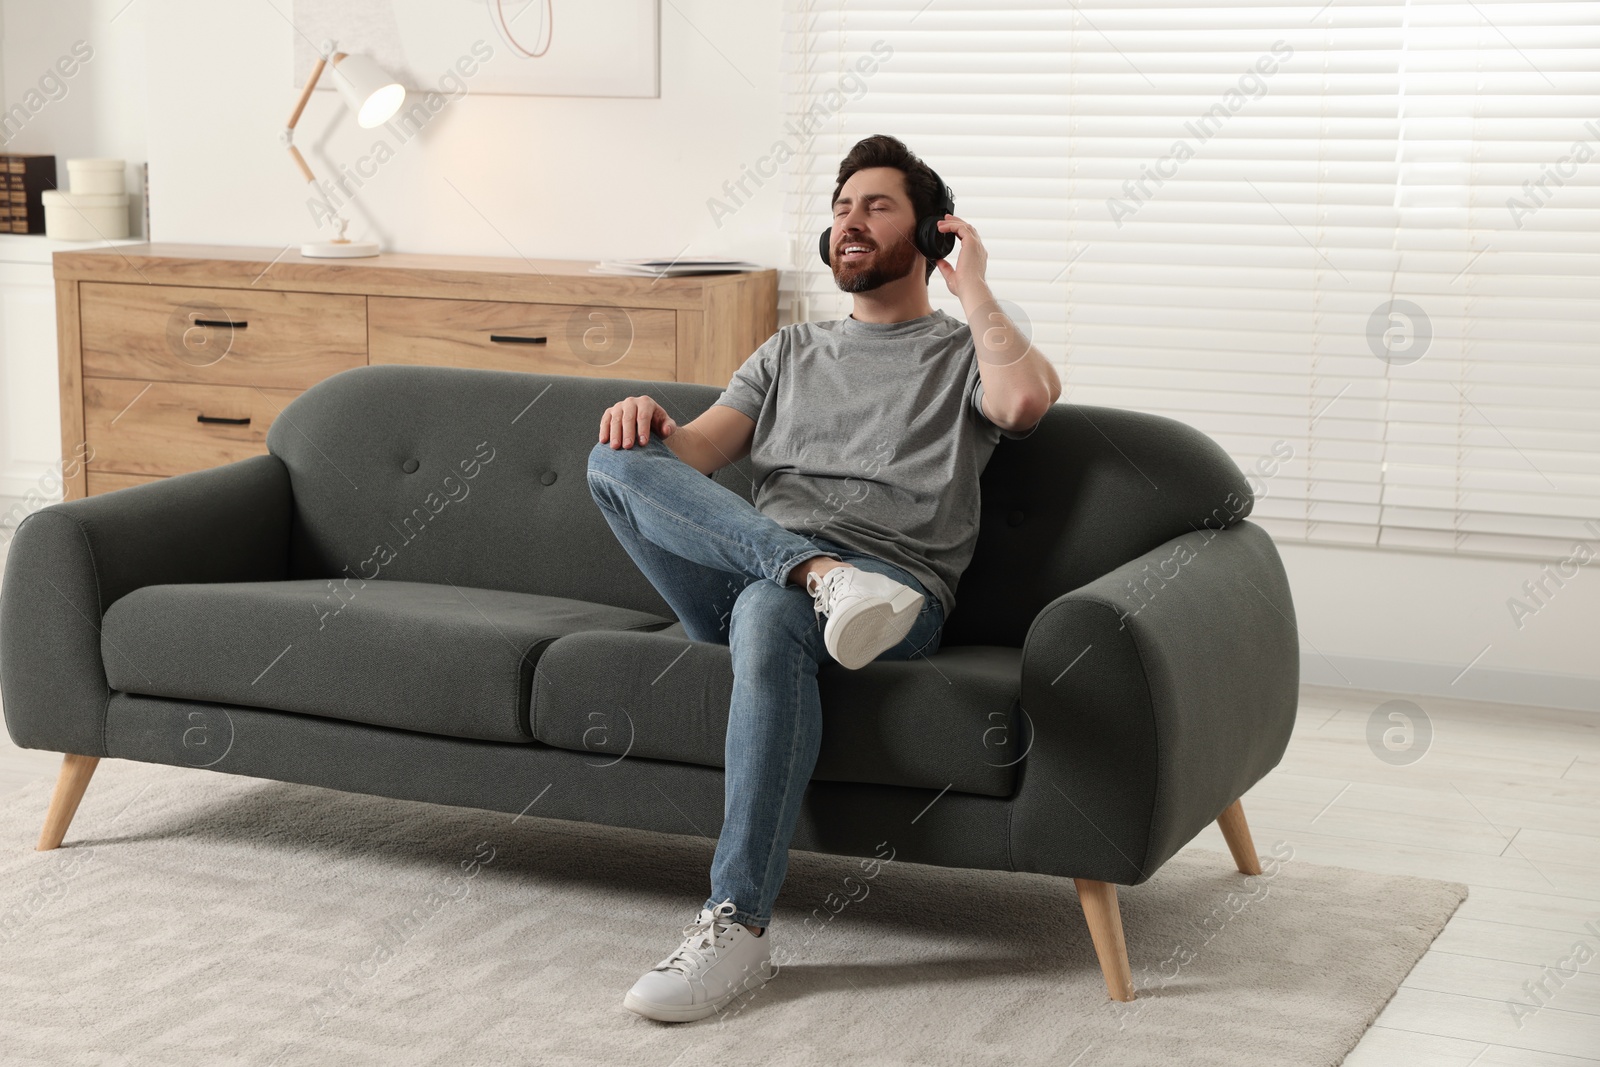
1299,652,1599,714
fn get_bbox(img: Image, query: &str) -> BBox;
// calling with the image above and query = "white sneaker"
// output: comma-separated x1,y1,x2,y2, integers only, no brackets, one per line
623,900,776,1022
805,564,925,670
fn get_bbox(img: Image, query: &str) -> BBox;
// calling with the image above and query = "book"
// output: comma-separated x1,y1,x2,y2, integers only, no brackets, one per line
588,257,765,278
0,154,57,234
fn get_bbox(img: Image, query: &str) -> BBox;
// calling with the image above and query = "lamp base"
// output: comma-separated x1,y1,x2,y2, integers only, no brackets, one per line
302,239,381,258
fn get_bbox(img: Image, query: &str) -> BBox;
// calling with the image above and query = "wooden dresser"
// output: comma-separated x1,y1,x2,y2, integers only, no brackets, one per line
53,243,778,501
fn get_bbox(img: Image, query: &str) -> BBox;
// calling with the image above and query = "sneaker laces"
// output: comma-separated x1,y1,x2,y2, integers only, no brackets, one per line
652,900,780,983
656,900,739,977
806,565,851,629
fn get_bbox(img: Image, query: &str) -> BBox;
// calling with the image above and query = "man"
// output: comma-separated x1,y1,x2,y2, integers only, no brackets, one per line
585,134,1061,1022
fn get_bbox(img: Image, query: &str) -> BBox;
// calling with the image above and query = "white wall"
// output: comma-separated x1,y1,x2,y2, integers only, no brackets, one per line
0,1,1593,713
1281,542,1599,712
143,0,787,264
1,0,148,235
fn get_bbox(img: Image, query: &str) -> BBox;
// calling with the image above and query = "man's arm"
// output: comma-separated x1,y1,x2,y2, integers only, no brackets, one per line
966,280,1061,433
663,404,756,476
932,214,1062,433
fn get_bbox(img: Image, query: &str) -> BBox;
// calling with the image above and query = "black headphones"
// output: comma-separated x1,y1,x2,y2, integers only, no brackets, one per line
818,176,956,268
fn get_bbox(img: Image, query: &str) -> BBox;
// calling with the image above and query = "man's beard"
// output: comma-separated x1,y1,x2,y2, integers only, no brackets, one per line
831,237,922,293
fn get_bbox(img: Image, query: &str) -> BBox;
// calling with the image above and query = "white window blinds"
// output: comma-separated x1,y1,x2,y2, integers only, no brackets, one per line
781,0,1600,561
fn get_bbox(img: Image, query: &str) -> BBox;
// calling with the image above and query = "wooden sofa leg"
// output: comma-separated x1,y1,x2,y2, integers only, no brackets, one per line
1074,878,1135,1002
1217,799,1263,875
37,754,99,851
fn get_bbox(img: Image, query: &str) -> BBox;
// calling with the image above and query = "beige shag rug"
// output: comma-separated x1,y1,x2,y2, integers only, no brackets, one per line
0,758,1465,1066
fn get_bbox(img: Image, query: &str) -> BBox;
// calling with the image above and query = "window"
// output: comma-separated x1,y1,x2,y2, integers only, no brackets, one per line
783,1,1600,560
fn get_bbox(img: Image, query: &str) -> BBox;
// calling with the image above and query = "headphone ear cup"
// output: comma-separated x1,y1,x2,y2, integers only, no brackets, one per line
916,214,956,262
818,227,833,266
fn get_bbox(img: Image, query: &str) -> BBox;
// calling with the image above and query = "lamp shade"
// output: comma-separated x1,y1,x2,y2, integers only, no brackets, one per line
329,53,405,128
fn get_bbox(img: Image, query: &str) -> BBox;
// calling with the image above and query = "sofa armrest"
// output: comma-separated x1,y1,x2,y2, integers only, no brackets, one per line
1011,519,1299,884
0,454,292,756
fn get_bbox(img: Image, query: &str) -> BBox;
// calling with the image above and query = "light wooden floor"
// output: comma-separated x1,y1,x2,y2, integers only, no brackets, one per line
1,536,1595,1061
1187,686,1600,1065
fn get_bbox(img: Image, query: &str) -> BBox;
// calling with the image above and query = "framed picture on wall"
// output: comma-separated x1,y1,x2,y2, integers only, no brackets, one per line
291,0,660,99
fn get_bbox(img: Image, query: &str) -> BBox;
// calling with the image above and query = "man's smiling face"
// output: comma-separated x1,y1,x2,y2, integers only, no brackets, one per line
829,166,923,294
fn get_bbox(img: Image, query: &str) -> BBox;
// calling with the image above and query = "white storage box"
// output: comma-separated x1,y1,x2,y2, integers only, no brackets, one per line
66,158,126,195
42,190,130,240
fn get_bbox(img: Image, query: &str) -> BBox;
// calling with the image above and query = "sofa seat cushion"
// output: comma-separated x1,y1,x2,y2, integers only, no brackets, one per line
101,580,675,743
529,630,1024,798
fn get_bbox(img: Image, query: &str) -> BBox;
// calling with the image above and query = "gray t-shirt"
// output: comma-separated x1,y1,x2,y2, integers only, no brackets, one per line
711,308,1037,621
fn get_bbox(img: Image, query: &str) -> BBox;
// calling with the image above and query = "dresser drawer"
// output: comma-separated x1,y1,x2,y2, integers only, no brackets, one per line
369,296,675,379
79,282,366,388
84,377,298,478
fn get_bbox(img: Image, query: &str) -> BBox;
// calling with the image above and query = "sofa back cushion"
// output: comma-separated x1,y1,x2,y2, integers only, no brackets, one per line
268,365,1253,646
942,403,1256,648
267,364,739,620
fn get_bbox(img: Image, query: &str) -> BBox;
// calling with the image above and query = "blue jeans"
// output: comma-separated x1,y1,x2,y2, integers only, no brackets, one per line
585,437,944,928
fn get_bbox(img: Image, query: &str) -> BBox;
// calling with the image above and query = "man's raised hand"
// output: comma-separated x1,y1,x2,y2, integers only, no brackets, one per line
933,214,988,299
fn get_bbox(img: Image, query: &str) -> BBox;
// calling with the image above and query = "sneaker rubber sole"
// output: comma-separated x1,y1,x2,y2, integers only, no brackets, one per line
826,585,925,669
622,962,775,1022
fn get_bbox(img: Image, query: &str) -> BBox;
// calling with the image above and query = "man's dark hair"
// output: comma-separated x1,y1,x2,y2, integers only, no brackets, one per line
832,134,946,282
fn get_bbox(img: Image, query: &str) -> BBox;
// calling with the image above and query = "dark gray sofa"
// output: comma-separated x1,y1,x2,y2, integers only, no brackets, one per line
0,363,1299,1001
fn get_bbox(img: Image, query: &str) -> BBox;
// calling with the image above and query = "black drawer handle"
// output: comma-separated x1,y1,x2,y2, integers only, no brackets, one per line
489,334,548,345
197,414,251,426
192,319,247,329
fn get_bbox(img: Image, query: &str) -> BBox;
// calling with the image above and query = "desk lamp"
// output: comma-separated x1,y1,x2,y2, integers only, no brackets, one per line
282,42,405,257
